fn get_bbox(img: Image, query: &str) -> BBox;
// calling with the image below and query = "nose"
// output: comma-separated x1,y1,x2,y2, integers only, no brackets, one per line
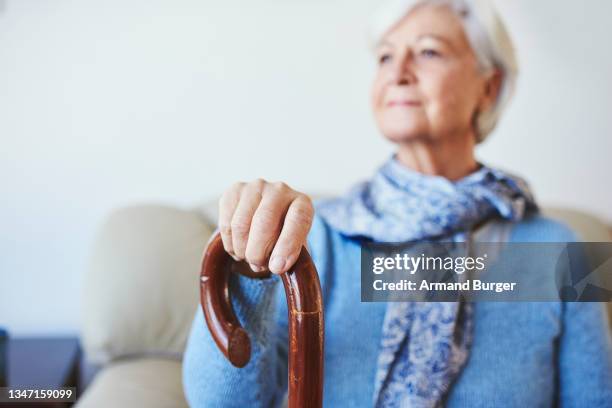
390,50,416,85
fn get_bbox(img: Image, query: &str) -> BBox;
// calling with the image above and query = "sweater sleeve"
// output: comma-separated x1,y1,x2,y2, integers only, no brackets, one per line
558,301,612,407
513,216,612,405
182,214,331,407
555,223,612,406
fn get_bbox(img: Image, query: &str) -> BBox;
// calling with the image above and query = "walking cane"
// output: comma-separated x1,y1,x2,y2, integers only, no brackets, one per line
200,232,324,408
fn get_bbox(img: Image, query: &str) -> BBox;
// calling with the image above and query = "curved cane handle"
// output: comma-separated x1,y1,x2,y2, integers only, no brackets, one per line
200,232,324,408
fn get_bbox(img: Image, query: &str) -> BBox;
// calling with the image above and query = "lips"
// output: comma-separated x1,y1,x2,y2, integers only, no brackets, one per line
387,100,422,107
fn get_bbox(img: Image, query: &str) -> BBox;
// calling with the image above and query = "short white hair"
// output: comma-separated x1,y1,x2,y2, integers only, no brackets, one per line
369,0,518,143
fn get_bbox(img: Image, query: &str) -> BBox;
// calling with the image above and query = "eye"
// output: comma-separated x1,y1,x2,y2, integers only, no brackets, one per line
419,48,440,58
378,53,392,65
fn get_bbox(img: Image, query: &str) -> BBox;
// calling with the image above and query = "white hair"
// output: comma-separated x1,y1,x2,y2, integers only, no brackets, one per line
369,0,518,143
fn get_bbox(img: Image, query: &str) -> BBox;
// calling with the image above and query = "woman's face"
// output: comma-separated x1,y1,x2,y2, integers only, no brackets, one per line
371,4,493,144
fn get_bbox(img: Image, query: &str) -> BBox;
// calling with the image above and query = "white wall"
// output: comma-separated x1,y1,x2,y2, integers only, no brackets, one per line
1,0,610,335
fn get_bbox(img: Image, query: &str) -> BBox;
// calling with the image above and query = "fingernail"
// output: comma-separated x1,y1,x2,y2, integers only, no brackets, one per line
269,256,286,274
249,263,265,273
230,254,241,262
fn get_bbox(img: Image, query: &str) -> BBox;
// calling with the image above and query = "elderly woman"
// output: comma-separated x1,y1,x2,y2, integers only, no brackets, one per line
183,0,612,406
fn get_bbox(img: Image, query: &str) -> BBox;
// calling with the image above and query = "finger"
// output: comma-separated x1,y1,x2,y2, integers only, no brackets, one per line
268,194,314,274
245,182,295,271
218,182,243,259
230,179,265,261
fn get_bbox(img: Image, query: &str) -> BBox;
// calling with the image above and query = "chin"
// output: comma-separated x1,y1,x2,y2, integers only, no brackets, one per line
376,112,430,143
379,125,430,144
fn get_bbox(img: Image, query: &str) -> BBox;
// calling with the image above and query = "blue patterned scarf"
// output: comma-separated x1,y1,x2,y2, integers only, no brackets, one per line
315,154,538,407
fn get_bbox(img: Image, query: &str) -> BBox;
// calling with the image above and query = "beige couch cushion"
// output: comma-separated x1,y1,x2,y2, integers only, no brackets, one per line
76,358,187,408
543,207,612,242
81,205,214,364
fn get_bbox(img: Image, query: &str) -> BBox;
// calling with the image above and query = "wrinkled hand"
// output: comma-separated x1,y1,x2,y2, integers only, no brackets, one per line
218,179,314,274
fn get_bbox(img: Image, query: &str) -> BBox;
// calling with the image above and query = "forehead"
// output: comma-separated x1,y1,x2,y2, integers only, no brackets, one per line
381,4,470,50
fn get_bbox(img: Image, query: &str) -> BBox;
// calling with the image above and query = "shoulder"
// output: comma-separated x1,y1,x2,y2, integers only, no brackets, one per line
304,205,362,292
509,213,581,242
306,208,353,259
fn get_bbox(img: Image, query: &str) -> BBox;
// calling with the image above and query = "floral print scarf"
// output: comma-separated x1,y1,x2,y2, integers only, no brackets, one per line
316,154,538,407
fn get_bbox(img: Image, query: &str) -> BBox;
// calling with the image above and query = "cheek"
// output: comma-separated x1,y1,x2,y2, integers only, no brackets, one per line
371,80,392,130
371,77,385,110
425,72,480,124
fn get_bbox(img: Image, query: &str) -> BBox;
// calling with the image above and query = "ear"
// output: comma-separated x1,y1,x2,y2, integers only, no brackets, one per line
478,69,503,113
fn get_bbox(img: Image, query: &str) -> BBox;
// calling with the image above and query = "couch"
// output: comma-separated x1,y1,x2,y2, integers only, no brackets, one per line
75,200,612,407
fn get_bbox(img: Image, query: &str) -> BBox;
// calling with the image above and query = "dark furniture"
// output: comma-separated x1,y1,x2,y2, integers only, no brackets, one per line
4,336,80,407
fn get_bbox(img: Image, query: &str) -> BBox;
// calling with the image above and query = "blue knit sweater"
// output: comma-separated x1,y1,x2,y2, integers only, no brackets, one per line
182,211,612,407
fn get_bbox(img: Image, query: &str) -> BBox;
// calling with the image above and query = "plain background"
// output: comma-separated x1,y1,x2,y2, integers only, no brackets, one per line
1,0,611,335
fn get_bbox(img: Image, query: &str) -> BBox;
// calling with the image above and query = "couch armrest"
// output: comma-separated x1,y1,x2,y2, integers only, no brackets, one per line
76,358,187,408
80,205,214,365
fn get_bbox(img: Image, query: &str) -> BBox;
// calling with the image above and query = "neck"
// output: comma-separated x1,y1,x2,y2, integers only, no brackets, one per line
395,134,478,181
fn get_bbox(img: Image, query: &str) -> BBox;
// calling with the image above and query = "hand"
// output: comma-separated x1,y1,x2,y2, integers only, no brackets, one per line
218,179,314,275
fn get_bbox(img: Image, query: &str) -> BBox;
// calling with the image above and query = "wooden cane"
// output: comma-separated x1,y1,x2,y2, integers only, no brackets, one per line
200,232,324,408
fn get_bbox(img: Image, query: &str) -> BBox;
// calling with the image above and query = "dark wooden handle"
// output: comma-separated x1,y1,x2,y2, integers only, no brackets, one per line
200,232,324,408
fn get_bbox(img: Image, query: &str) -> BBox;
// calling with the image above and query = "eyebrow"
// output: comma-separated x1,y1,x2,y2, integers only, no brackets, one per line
377,33,456,51
416,33,455,49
